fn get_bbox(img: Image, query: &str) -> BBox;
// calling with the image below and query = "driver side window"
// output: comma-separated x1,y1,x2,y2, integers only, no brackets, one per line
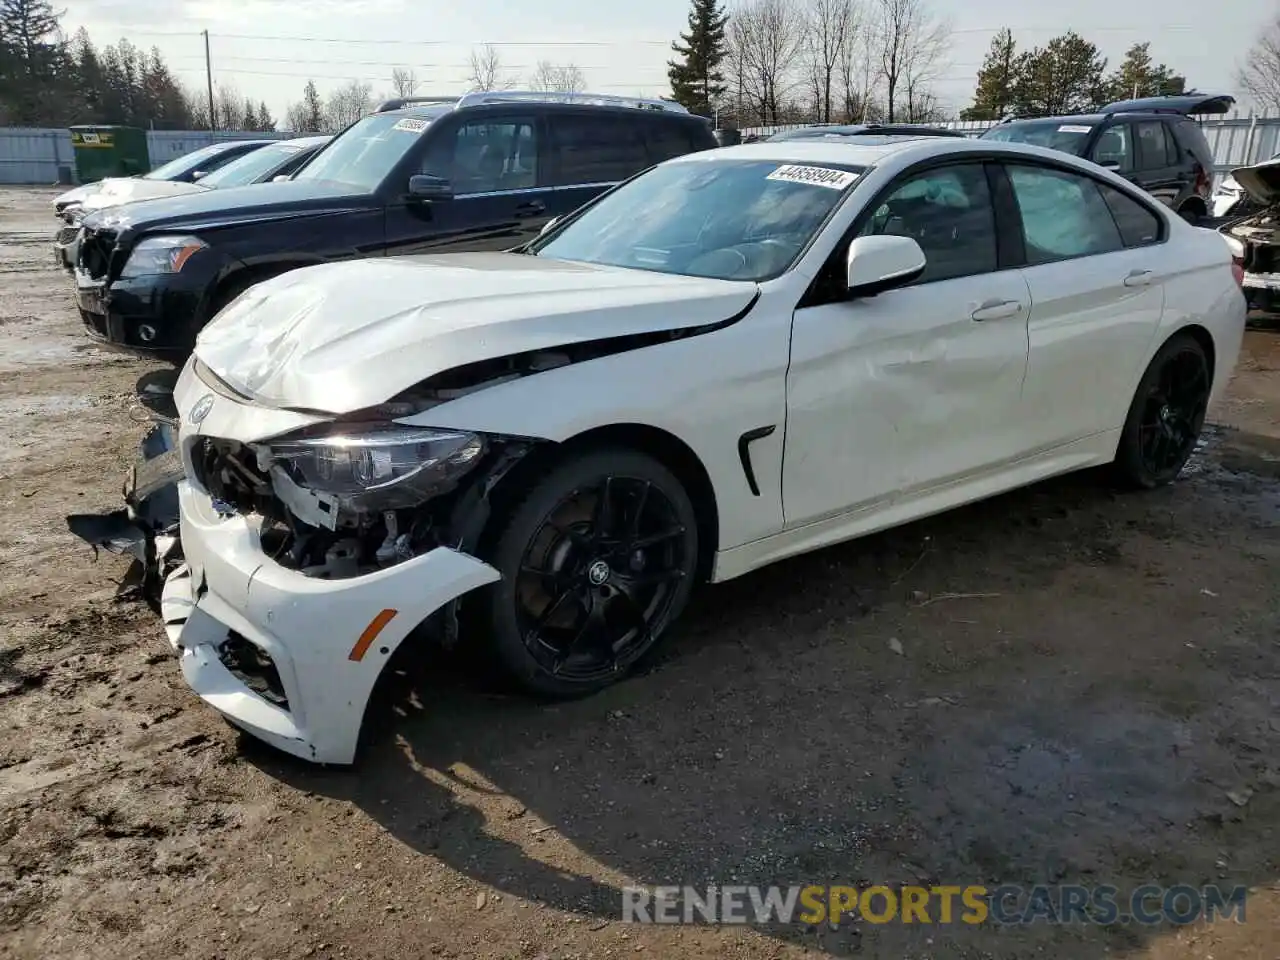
1089,124,1133,172
856,163,998,283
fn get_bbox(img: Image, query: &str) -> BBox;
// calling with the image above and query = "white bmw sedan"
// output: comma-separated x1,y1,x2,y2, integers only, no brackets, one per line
163,135,1246,764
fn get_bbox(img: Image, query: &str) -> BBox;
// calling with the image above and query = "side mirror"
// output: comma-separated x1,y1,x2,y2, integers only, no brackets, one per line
272,174,291,183
191,169,207,181
408,174,453,200
1096,160,1122,172
538,216,561,237
845,235,926,297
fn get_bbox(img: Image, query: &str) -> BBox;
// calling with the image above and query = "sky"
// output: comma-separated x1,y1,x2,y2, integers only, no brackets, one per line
57,0,1277,125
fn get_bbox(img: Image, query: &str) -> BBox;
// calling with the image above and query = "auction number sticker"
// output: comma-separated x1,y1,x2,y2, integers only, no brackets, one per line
1058,124,1092,134
393,117,430,133
767,164,858,190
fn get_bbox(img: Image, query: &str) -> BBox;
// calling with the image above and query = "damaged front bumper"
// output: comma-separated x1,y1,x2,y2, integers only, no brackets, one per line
72,364,511,764
161,484,499,764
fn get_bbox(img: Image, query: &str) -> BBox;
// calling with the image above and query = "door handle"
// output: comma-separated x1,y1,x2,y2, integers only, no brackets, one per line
514,200,547,218
970,299,1024,322
1123,269,1154,287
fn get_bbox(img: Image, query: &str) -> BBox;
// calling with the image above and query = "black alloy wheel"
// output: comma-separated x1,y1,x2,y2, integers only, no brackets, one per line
483,448,699,697
1115,333,1212,488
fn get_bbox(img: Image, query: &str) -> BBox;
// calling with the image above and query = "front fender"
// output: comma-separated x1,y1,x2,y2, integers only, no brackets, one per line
399,296,795,553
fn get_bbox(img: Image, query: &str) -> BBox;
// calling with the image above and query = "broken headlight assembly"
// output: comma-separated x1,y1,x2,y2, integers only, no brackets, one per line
256,426,486,513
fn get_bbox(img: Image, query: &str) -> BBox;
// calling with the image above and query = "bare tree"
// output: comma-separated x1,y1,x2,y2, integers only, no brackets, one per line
213,82,245,130
871,0,949,122
325,79,372,130
467,43,514,92
1238,15,1280,113
390,67,418,97
838,20,880,121
726,0,804,125
528,60,587,93
802,0,858,122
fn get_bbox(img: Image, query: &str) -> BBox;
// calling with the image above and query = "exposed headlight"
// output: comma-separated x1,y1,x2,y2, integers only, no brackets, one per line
65,205,86,225
257,427,485,509
120,234,208,278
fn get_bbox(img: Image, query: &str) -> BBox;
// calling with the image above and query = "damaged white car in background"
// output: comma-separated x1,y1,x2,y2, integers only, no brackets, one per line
1219,159,1280,312
72,136,1247,765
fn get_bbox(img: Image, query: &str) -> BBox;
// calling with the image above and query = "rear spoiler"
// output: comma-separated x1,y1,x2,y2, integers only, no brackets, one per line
1099,94,1235,117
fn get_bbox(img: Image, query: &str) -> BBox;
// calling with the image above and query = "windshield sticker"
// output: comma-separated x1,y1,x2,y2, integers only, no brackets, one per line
392,117,429,133
1058,124,1092,134
767,164,859,190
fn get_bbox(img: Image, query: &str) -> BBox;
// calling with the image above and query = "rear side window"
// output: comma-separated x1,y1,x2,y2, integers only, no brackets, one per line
1099,184,1162,247
645,118,702,163
546,114,649,186
1134,121,1170,170
1006,163,1124,264
1160,122,1180,165
1172,119,1212,166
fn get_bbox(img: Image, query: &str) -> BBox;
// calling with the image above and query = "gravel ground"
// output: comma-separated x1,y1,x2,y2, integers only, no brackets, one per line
1,185,1278,960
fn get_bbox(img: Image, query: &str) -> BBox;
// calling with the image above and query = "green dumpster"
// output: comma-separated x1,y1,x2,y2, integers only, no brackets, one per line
68,125,151,183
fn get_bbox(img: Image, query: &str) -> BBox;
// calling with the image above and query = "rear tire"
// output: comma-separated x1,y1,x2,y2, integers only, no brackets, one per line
480,447,699,699
1113,333,1212,489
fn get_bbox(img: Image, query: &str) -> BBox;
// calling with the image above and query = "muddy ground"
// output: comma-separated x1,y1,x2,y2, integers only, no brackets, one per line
1,185,1278,960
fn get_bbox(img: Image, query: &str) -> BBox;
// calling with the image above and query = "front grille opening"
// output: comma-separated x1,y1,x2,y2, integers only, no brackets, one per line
218,632,289,710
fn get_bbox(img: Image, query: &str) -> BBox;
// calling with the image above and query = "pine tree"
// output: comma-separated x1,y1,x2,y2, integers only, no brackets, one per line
667,0,728,117
1011,32,1108,117
243,98,258,130
960,29,1019,121
0,0,67,122
257,100,275,131
1106,42,1186,101
302,79,325,132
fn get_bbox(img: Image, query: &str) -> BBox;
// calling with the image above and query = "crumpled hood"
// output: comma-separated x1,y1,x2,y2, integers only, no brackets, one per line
193,252,758,415
54,177,206,217
1229,157,1280,207
79,177,207,213
53,180,115,210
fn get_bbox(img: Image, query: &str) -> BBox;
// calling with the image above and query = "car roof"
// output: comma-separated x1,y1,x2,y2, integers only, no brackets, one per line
771,123,965,141
669,136,1134,174
381,101,703,123
994,115,1107,126
209,139,277,151
280,135,331,147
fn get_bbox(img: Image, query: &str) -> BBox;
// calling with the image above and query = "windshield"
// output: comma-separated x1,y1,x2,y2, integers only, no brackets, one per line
198,142,303,188
531,158,864,282
981,119,1097,154
292,112,439,192
144,143,244,181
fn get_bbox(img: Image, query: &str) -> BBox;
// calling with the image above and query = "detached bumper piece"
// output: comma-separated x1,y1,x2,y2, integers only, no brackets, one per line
66,372,185,606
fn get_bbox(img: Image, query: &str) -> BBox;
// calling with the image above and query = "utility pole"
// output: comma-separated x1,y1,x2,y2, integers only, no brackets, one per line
202,30,216,131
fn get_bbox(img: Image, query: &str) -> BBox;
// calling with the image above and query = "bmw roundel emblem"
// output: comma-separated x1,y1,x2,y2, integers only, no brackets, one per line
189,393,214,425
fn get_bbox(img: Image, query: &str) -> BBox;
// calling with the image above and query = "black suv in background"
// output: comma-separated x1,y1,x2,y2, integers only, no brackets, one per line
980,93,1233,223
73,92,716,358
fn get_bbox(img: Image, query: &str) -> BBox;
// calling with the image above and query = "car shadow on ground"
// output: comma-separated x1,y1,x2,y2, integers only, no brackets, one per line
243,443,1280,956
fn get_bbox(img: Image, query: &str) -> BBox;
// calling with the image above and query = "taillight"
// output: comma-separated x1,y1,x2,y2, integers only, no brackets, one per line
1231,258,1245,287
1194,164,1210,198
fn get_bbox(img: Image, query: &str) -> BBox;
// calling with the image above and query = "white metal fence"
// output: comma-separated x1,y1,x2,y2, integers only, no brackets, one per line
0,128,293,185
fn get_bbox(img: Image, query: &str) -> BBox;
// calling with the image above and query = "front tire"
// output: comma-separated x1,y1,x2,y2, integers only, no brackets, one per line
481,448,700,698
1114,333,1212,488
